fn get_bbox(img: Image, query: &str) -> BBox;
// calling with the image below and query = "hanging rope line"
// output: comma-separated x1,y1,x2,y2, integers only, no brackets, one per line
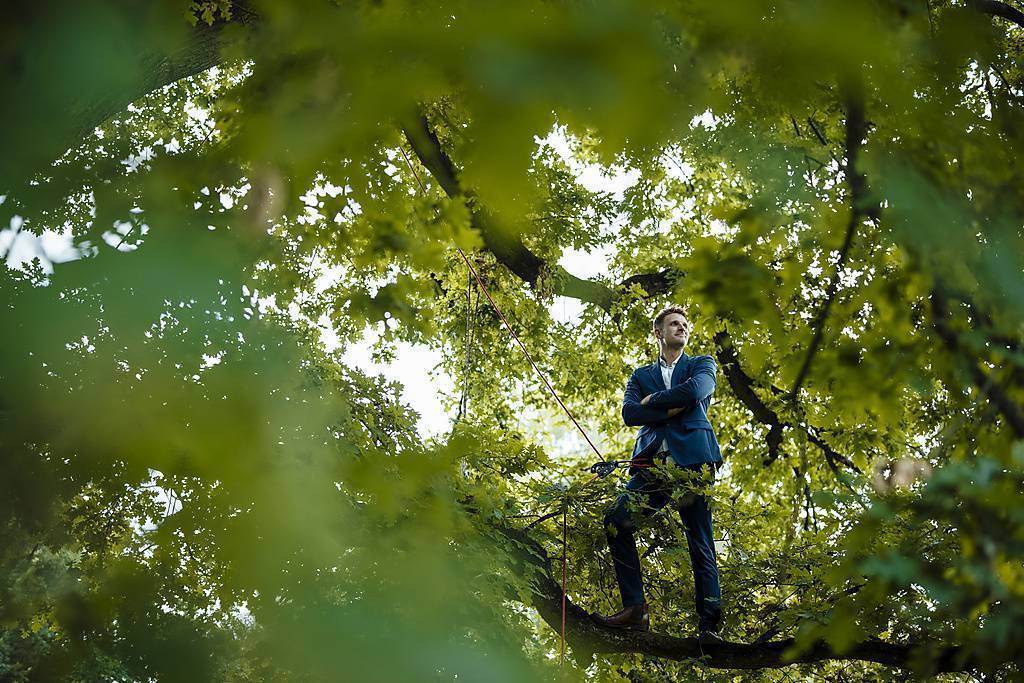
456,264,474,421
453,245,604,459
562,495,569,664
397,141,646,667
397,145,603,459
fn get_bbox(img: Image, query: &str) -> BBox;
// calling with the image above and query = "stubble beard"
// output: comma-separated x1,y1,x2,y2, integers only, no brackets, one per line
661,334,687,353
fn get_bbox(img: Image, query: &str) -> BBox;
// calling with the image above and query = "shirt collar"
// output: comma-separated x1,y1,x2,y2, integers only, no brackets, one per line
658,351,687,368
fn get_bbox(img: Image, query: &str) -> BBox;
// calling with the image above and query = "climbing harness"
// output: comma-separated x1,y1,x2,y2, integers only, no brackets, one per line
398,143,642,667
586,459,646,479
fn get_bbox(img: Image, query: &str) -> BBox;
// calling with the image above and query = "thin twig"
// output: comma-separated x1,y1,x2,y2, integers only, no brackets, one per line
788,98,871,400
930,288,1024,438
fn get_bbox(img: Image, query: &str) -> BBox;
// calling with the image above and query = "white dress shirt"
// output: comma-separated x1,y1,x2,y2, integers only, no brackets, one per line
656,353,683,453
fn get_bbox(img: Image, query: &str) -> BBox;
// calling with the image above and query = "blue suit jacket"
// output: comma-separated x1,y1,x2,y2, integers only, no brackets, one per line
622,352,723,471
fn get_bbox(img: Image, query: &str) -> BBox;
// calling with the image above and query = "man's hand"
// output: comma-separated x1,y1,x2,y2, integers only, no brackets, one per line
640,394,652,406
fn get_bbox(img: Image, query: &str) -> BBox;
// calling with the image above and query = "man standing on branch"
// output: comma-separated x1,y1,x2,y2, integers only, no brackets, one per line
591,306,725,644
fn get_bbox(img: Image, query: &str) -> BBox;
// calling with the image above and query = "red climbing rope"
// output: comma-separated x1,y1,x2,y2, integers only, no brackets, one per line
452,245,603,459
561,501,568,665
398,142,615,666
455,245,604,667
398,145,603,458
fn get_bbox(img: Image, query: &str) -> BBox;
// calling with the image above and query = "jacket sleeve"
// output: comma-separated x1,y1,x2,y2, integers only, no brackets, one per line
622,370,674,427
643,355,716,409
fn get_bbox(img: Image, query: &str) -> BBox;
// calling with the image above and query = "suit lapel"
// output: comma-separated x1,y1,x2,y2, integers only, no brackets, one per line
671,352,690,387
646,361,666,391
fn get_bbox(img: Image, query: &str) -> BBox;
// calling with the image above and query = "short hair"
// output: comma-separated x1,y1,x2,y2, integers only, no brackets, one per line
652,305,690,330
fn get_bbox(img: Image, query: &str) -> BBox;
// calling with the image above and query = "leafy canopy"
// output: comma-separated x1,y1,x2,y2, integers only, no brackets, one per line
2,0,1024,680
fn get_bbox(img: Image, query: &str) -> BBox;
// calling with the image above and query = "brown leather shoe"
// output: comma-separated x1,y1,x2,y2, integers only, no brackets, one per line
590,602,650,632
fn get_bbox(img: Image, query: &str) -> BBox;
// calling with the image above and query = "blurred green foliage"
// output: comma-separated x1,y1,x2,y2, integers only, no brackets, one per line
2,0,1024,680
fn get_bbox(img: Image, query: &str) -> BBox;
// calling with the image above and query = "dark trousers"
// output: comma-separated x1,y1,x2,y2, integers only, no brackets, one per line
603,460,721,631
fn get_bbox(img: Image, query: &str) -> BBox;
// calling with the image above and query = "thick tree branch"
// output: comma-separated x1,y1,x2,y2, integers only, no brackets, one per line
494,521,975,672
619,268,679,299
714,330,786,463
403,113,680,313
970,0,1024,28
398,112,635,316
714,329,861,472
2,5,258,190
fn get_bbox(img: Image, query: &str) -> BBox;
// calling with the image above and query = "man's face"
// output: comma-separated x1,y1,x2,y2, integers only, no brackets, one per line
656,313,691,347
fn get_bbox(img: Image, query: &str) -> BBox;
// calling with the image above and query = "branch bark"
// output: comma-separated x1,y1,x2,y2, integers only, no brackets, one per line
402,114,552,295
1,4,259,190
402,112,676,313
495,521,975,672
714,330,786,463
714,329,861,472
970,0,1024,28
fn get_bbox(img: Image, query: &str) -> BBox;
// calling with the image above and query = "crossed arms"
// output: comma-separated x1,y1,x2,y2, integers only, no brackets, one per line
621,355,717,427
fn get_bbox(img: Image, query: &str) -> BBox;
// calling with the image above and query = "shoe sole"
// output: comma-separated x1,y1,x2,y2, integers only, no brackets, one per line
601,623,650,632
